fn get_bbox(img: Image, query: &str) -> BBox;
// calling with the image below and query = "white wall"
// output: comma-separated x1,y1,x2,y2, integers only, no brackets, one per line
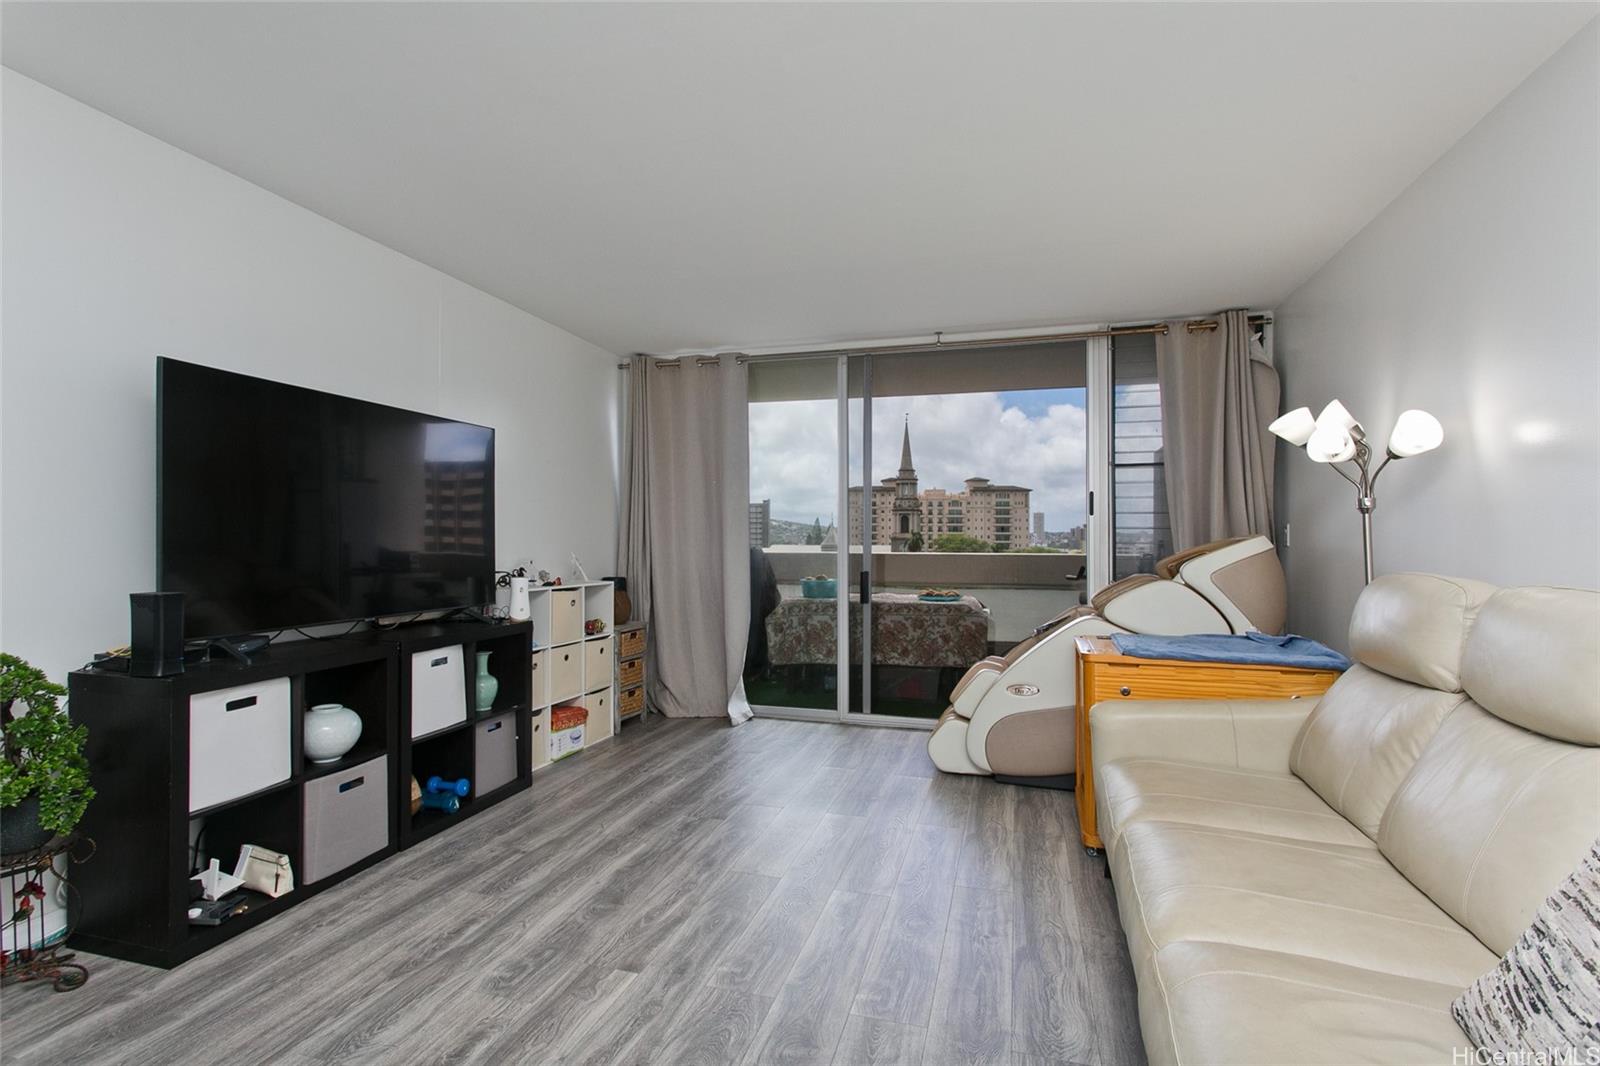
1274,21,1599,648
1,70,621,682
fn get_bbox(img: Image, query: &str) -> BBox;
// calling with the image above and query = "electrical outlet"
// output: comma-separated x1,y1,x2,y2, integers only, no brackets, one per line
1282,522,1292,547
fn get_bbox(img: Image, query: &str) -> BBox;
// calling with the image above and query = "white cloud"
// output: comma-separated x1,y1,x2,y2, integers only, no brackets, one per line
749,390,1088,531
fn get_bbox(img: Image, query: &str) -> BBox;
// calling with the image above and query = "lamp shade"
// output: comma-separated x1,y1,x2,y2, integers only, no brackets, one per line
1268,407,1317,446
1316,399,1364,440
1306,423,1357,463
1387,409,1443,458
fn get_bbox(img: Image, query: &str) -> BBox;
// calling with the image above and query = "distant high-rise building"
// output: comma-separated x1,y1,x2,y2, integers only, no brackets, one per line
1032,512,1045,545
748,499,771,547
846,420,1031,550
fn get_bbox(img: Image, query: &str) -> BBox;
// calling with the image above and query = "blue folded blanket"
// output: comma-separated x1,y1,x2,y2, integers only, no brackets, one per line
1110,632,1351,671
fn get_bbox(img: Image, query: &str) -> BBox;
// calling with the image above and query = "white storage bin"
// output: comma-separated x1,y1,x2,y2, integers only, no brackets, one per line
410,645,467,738
583,636,612,686
547,644,583,703
551,589,583,645
189,678,292,813
530,707,550,769
474,714,518,796
302,755,389,884
529,648,548,708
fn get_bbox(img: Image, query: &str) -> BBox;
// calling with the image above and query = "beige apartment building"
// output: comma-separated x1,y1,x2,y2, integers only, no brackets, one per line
847,423,1030,550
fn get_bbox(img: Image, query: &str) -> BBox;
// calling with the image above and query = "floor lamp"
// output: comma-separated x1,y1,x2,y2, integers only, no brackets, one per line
1269,401,1444,584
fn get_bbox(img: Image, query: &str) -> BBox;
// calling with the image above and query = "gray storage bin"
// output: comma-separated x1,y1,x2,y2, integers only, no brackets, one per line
474,713,518,797
302,754,389,884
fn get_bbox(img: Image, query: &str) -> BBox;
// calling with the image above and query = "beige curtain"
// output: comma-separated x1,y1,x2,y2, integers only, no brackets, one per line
1156,309,1280,550
617,357,653,703
630,357,753,723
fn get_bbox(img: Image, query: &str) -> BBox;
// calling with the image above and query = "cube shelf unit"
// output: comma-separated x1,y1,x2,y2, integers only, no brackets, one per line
68,639,401,968
526,581,617,772
66,618,535,968
367,620,535,847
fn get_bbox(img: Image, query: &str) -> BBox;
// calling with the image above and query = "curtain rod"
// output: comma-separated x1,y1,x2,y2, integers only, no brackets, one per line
618,314,1270,368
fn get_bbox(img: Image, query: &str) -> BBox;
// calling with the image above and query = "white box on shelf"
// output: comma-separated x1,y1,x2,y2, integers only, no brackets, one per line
302,754,389,884
547,644,583,703
530,706,550,770
583,687,613,742
549,704,587,761
410,645,466,738
551,588,583,645
583,635,612,684
529,648,548,707
189,677,292,813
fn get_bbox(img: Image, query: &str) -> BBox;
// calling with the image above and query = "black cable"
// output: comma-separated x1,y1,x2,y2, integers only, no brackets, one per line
190,821,208,877
289,618,366,642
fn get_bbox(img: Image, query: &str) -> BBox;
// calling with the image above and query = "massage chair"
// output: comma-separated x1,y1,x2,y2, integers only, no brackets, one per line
926,535,1286,787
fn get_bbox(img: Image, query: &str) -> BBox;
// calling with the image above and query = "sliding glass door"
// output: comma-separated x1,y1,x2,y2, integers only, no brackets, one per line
745,340,1098,725
745,357,844,715
845,343,1090,720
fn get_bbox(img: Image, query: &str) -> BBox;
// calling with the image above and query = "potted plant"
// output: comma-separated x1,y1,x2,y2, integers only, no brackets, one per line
1,654,94,854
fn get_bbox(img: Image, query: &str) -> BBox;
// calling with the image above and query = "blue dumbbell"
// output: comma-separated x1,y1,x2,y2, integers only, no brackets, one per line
419,791,460,814
426,776,470,797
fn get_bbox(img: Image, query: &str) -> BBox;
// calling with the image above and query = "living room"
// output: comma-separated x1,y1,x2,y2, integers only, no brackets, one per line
0,4,1596,1065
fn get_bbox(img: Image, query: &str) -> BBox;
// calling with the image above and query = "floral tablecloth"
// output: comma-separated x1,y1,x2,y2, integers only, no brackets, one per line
764,593,990,668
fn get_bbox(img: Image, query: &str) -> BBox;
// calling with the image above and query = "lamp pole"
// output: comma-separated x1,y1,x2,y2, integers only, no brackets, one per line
1326,437,1391,586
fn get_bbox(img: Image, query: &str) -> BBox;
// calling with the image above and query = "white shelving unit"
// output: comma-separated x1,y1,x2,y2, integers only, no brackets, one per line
524,580,616,770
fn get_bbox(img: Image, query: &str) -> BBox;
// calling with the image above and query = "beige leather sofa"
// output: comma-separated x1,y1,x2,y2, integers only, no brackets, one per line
928,535,1285,785
1091,573,1600,1065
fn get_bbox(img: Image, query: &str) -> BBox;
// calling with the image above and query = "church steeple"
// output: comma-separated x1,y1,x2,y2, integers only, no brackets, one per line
890,415,921,552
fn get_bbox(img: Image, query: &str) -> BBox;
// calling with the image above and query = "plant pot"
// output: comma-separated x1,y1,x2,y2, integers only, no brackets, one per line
475,651,499,713
1,793,55,855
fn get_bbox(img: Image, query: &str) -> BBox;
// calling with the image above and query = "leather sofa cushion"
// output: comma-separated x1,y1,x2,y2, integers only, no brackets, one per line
1145,940,1474,1066
1097,759,1371,858
1289,665,1468,839
1347,573,1497,691
1112,821,1496,989
1379,702,1600,955
1460,586,1600,745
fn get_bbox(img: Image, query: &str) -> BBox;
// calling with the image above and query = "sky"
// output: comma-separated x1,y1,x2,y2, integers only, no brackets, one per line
749,387,1088,531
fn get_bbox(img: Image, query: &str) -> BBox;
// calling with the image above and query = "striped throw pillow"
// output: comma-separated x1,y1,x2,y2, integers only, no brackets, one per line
1452,840,1600,1059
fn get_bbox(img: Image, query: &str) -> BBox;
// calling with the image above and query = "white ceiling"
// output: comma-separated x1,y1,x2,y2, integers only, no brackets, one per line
3,3,1593,356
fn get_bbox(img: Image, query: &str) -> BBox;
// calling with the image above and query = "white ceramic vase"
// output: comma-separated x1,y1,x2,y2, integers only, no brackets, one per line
304,703,363,763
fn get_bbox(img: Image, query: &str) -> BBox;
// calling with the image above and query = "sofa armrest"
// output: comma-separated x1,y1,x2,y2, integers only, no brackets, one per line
1089,698,1316,776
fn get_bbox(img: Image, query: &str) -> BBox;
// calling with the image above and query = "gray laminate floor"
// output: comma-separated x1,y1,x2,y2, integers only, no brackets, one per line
0,717,1145,1066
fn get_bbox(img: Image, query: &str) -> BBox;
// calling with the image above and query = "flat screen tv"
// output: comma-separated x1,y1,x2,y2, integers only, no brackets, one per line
158,358,495,638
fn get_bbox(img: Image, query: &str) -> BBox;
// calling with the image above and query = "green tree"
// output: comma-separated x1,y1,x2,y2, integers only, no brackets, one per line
906,532,924,552
805,518,824,545
931,533,993,553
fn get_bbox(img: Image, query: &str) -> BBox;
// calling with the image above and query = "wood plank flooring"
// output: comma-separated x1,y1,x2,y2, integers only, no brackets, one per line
1,717,1145,1066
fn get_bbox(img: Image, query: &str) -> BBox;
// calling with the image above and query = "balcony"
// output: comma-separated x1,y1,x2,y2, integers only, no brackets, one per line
747,545,1090,718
